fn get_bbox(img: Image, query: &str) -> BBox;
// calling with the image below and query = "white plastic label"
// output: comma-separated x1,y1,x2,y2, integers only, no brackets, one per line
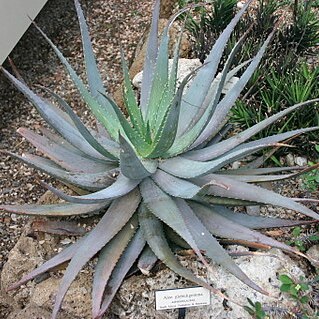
155,286,210,310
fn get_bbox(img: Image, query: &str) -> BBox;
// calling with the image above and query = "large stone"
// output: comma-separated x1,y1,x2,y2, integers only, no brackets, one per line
132,58,201,89
31,274,92,319
0,224,93,319
1,228,307,319
110,249,303,319
132,58,239,97
1,234,43,291
7,304,53,319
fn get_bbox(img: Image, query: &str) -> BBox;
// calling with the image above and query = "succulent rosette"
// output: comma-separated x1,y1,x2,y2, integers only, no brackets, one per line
1,0,318,318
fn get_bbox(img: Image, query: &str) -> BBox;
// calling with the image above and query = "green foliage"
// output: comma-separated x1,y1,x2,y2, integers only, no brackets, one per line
231,62,319,150
245,274,319,318
302,164,319,192
244,298,267,319
301,145,319,191
180,0,319,154
279,274,319,318
280,0,319,52
0,1,318,318
287,226,319,251
178,0,238,62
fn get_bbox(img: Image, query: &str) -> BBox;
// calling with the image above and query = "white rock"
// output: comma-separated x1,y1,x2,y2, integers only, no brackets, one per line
2,232,306,319
295,156,307,167
110,249,303,318
132,58,201,89
132,58,238,95
237,1,245,9
306,245,319,268
286,153,295,166
231,161,242,170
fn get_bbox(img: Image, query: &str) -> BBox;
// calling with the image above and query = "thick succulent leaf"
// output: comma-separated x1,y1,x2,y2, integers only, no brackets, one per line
31,220,86,236
0,201,109,217
92,215,138,318
197,174,319,219
138,204,218,293
190,202,304,256
119,135,157,179
44,174,140,204
140,178,209,268
191,61,250,152
220,166,304,175
96,121,112,139
7,57,27,83
184,32,250,150
1,68,111,159
97,229,146,318
162,24,183,111
32,22,120,140
121,50,145,135
194,31,274,146
175,199,267,294
93,127,120,153
74,0,107,103
38,126,79,151
147,69,199,158
176,0,252,136
159,156,214,179
99,92,151,154
39,126,116,167
51,190,140,319
137,245,158,275
204,124,232,147
140,0,160,118
146,24,169,128
225,127,318,160
160,141,281,179
196,195,258,206
217,173,299,183
165,44,248,157
43,87,118,159
189,99,319,160
164,33,180,93
211,205,318,229
161,127,317,177
146,6,195,129
8,152,117,191
17,128,110,173
217,164,319,182
147,7,191,131
187,69,243,151
151,169,200,198
7,236,87,290
164,226,189,249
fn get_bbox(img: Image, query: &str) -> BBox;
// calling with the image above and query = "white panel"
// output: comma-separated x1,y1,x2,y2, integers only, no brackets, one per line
0,0,48,65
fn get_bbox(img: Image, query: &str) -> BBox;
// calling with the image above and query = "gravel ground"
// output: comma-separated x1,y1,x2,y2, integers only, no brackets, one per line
0,0,153,271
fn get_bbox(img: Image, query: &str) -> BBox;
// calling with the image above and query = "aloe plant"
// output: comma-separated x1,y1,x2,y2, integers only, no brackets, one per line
1,0,319,318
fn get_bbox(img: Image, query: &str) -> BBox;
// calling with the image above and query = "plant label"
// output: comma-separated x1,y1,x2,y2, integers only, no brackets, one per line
155,286,210,310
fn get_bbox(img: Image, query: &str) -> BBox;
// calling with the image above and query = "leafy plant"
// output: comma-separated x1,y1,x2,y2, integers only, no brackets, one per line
301,145,319,192
1,0,319,318
232,62,319,147
279,0,319,53
181,1,319,153
279,274,319,318
179,0,238,62
287,226,319,251
244,298,267,319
